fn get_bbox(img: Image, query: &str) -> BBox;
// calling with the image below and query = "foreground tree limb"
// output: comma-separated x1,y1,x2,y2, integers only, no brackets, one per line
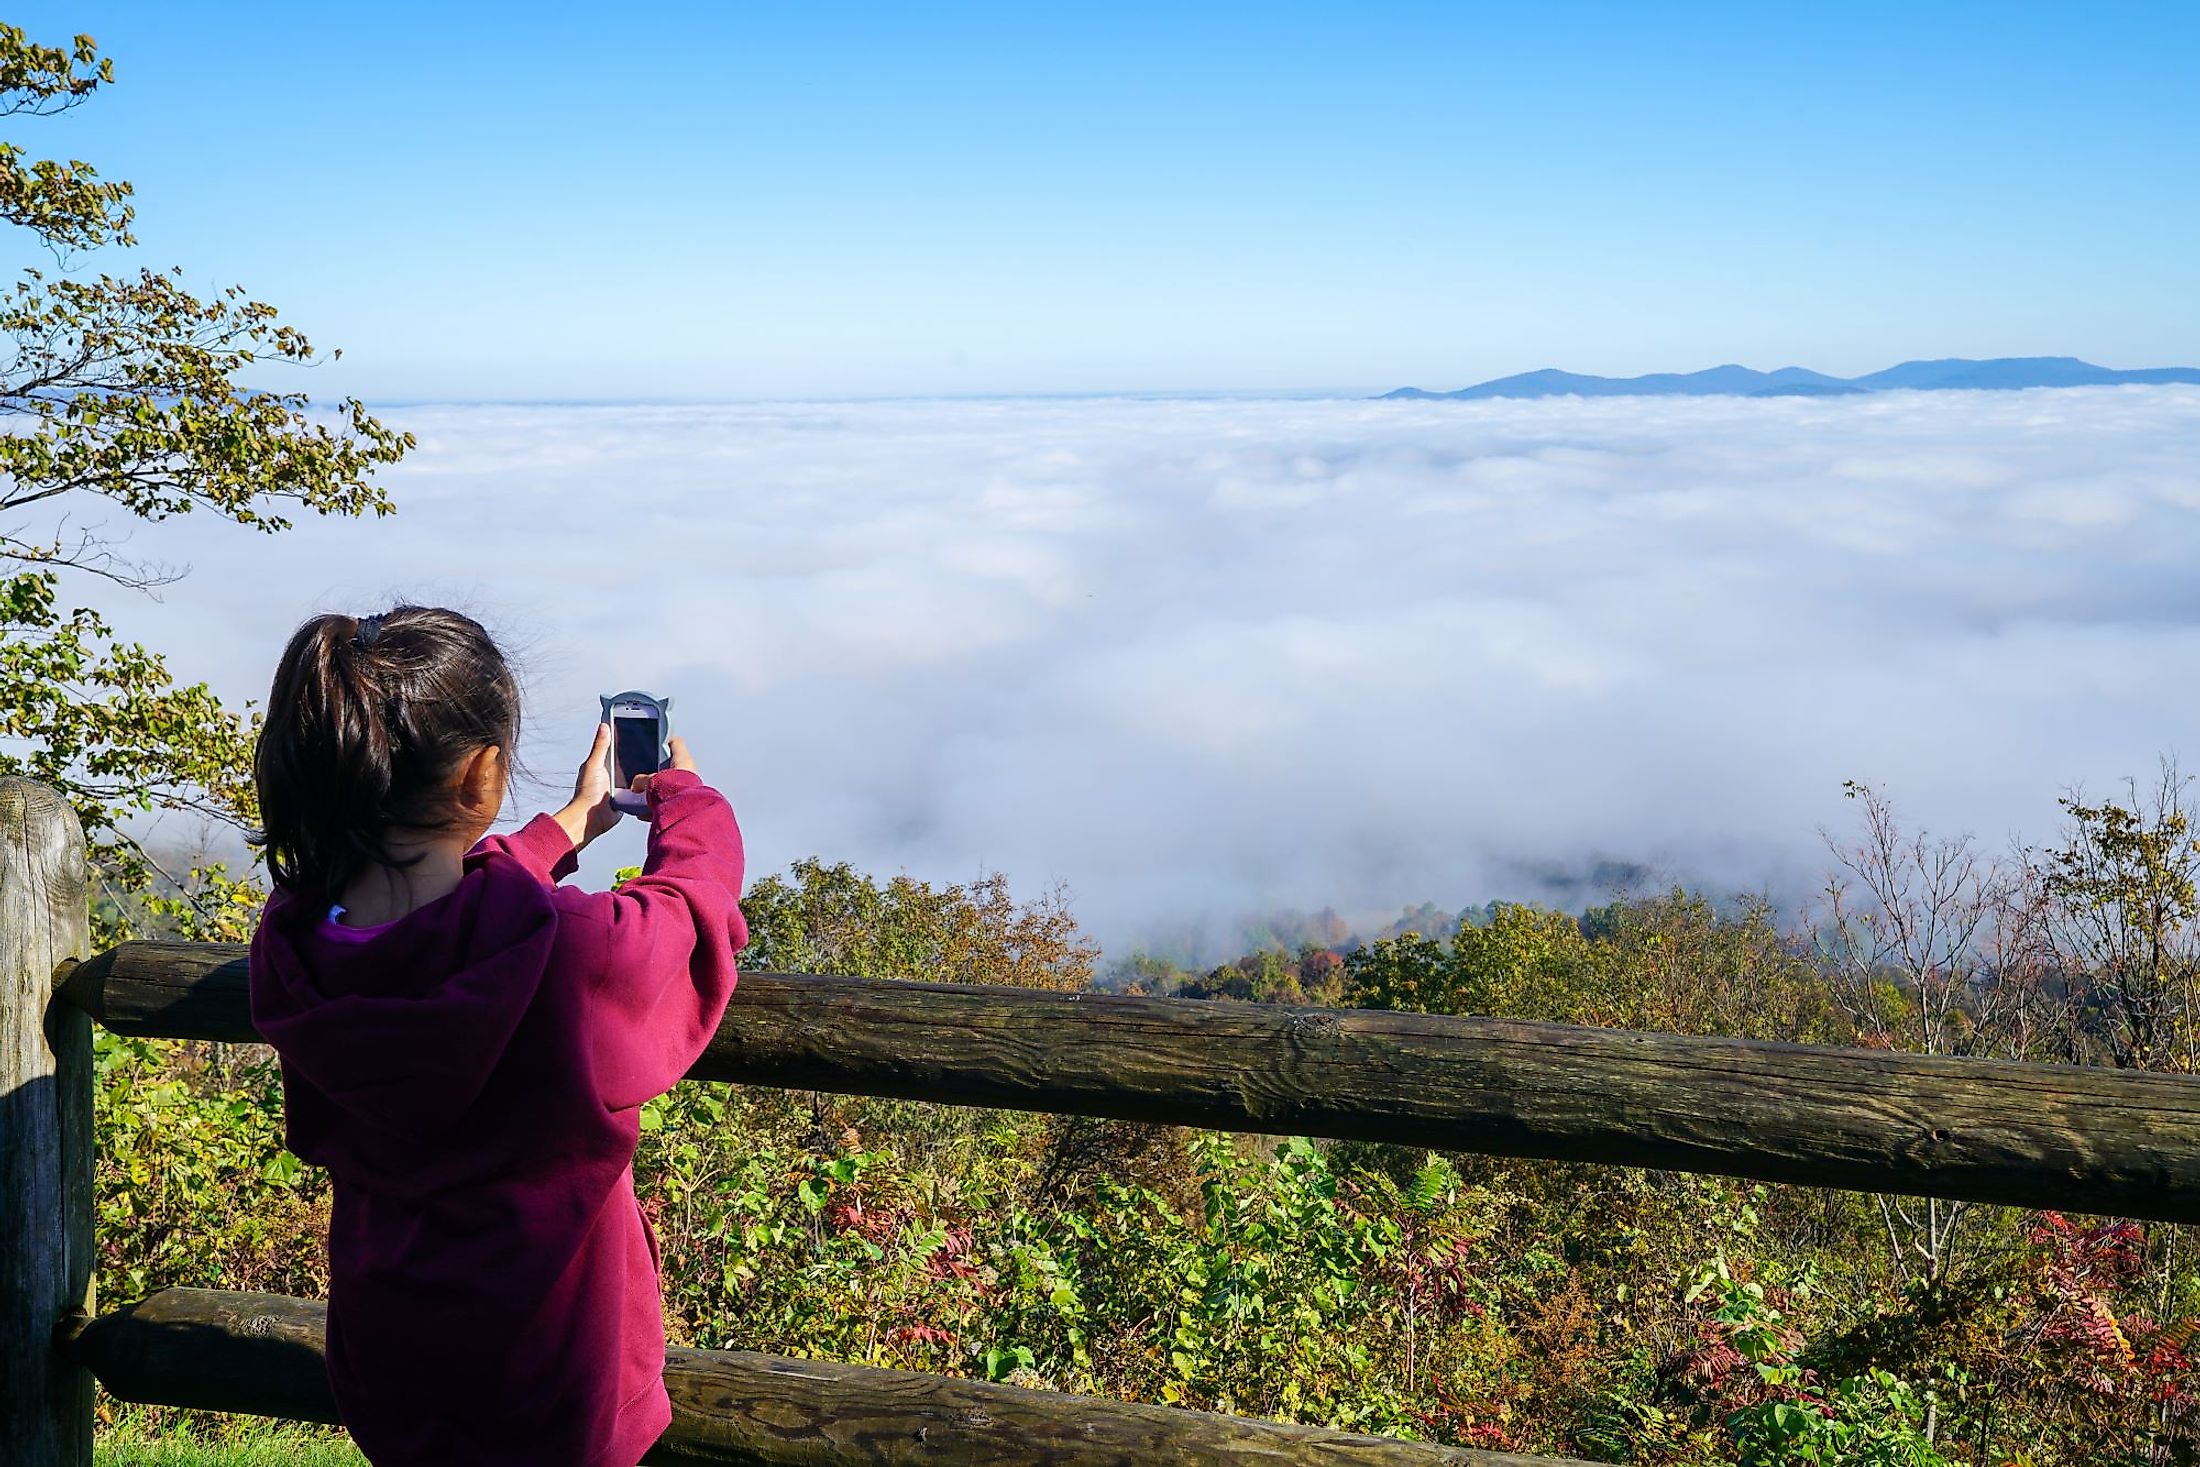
0,25,414,949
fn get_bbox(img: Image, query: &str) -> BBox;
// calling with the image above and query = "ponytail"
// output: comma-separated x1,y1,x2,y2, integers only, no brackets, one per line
251,605,522,906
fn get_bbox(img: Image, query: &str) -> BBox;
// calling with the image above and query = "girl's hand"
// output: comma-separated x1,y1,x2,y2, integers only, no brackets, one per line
628,735,698,799
552,723,623,852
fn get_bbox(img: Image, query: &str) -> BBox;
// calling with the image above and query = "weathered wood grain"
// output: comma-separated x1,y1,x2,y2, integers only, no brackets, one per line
58,938,2200,1221
0,779,91,1467
54,1288,1572,1465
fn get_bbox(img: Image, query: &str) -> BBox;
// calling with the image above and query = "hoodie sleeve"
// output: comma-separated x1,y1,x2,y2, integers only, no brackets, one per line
470,812,581,886
581,768,749,1112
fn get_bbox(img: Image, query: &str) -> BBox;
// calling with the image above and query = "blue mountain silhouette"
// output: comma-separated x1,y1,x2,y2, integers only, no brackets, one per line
1381,356,2200,401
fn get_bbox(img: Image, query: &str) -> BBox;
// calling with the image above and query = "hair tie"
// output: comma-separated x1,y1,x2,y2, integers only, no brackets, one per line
354,613,386,648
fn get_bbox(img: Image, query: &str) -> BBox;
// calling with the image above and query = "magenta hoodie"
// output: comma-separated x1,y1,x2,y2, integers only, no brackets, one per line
247,768,748,1467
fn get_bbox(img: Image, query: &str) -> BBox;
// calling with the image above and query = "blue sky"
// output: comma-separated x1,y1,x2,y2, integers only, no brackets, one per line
18,2,2198,399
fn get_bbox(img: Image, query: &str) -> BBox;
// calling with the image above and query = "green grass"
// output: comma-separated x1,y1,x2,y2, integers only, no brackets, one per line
96,1403,367,1467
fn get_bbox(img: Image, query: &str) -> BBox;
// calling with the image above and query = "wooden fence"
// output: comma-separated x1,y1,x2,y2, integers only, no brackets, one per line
9,774,2200,1464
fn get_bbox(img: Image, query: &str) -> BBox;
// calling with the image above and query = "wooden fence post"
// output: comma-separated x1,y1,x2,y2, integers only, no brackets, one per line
0,779,92,1466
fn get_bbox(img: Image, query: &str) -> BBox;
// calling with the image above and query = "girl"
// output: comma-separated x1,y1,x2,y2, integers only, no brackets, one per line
246,604,748,1467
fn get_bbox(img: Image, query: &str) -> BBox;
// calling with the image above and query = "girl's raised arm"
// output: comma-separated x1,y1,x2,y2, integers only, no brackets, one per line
578,769,749,1112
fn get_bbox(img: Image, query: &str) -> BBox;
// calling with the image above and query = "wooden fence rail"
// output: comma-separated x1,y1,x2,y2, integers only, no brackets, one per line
60,936,2200,1224
52,1288,1583,1466
10,774,2200,1465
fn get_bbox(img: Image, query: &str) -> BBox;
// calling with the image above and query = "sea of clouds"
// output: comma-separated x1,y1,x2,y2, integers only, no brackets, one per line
90,385,2200,965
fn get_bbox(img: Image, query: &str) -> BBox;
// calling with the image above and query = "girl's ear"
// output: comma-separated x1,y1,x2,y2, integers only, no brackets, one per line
458,744,505,821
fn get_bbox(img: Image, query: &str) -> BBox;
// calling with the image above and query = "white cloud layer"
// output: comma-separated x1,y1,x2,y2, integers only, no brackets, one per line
96,387,2200,963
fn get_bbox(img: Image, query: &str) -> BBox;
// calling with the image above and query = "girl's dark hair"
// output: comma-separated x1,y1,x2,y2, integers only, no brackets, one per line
251,605,522,906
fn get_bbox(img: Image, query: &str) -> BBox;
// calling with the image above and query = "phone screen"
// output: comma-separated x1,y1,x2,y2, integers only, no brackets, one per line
612,712,661,785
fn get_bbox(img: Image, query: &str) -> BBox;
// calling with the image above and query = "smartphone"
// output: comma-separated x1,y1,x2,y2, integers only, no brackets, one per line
599,691,672,814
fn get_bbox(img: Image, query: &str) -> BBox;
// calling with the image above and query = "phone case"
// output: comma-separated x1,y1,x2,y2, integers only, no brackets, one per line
599,690,673,815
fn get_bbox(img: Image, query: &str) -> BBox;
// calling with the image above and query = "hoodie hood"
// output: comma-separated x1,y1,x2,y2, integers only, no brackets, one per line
249,852,560,1142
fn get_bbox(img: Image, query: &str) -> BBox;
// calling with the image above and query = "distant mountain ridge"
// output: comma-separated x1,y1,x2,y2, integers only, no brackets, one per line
1380,356,2200,402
